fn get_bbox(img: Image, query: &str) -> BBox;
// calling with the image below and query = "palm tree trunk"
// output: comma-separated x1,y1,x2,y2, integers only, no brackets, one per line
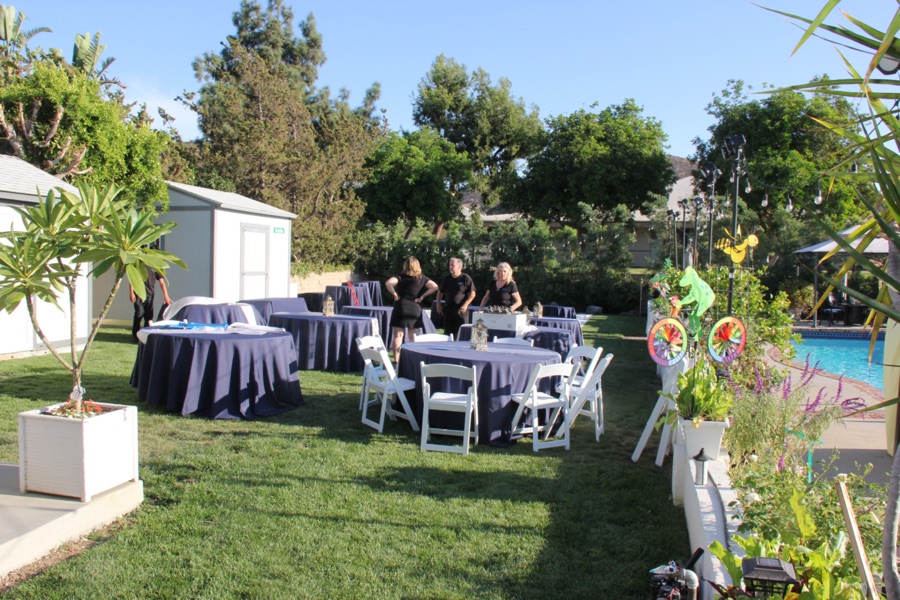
884,237,900,600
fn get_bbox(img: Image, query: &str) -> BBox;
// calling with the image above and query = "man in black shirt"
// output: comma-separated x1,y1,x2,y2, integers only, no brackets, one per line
435,257,476,338
130,265,172,342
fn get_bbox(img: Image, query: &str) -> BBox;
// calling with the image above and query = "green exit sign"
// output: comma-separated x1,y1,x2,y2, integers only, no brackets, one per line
273,227,285,234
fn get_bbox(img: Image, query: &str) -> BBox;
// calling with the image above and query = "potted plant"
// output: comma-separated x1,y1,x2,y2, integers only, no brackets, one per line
0,182,185,501
660,358,733,460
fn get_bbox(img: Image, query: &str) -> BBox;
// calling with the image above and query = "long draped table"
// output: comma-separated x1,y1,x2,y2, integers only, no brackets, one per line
397,341,560,446
131,328,304,419
542,305,577,319
170,303,264,326
340,305,437,344
240,297,309,324
356,281,383,306
530,316,584,346
269,312,376,372
325,284,374,312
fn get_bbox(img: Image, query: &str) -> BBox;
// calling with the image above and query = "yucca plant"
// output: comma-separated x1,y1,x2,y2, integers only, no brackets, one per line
0,182,185,413
762,2,900,594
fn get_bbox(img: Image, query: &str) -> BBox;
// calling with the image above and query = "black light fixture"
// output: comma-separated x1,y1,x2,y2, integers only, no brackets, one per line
721,133,747,159
878,53,900,75
742,557,799,598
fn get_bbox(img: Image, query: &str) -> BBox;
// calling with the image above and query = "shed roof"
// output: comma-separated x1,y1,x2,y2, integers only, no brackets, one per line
166,181,297,219
0,154,79,204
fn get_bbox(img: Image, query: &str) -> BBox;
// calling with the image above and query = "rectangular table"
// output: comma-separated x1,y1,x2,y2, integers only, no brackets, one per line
542,305,577,319
397,341,560,446
131,327,304,419
240,297,309,324
530,316,584,346
269,312,377,372
170,303,264,326
341,304,437,344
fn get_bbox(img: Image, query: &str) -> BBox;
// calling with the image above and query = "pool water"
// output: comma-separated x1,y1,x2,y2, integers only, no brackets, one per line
791,336,885,391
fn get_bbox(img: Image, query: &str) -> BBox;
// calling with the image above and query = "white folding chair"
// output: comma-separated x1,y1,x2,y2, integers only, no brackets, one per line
566,353,613,441
558,345,603,392
492,336,534,346
359,346,419,433
414,333,454,342
356,336,387,410
510,362,574,451
420,362,479,454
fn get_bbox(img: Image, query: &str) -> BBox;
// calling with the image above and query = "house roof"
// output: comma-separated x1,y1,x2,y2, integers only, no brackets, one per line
633,175,695,223
166,181,297,219
793,226,890,255
0,154,79,204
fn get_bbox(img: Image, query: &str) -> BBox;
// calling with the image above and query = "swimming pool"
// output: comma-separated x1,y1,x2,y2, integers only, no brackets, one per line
791,335,885,391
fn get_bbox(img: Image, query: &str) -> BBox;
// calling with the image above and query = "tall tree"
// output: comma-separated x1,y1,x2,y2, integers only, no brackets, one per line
413,54,542,206
0,4,50,82
194,43,378,266
516,99,674,224
359,128,471,234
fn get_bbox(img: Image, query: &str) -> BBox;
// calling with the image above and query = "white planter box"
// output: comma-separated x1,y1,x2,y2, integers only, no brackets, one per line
472,312,528,332
18,402,140,502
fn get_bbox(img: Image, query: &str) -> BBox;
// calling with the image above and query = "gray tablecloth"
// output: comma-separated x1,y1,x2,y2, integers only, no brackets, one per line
170,303,264,326
397,341,560,445
269,312,376,372
131,328,303,419
241,297,309,324
530,316,584,346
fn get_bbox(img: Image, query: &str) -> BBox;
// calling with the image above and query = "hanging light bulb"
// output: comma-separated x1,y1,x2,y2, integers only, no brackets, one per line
761,191,769,207
745,181,752,193
814,186,823,205
786,196,793,212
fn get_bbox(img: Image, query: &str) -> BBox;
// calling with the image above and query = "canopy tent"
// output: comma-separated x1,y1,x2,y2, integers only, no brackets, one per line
793,226,889,327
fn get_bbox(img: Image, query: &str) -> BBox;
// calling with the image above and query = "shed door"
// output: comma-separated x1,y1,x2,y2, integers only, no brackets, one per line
241,225,269,299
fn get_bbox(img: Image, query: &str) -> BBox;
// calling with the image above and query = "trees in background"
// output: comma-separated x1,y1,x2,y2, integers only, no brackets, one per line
359,129,471,236
516,99,675,225
188,0,383,268
412,54,543,207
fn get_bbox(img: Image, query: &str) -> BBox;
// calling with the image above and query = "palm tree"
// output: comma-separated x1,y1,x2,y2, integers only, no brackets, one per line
0,4,51,81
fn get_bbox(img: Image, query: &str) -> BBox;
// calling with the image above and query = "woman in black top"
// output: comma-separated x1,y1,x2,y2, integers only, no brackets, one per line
385,257,438,361
477,262,523,311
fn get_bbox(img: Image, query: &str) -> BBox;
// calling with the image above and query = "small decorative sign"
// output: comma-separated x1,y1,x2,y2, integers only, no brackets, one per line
273,227,285,234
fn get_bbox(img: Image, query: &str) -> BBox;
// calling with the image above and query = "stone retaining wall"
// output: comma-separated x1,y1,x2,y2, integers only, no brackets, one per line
292,270,354,294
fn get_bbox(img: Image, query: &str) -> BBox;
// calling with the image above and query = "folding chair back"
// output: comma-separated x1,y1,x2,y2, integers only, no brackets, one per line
420,362,479,454
492,336,533,346
356,336,387,410
567,353,613,441
414,333,454,342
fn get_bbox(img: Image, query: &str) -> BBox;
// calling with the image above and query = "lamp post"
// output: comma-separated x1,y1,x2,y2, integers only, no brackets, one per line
692,196,705,267
678,198,689,268
666,209,679,268
722,134,747,315
700,163,720,266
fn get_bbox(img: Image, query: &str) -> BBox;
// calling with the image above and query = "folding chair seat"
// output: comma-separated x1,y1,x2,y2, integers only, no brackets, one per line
420,362,479,454
492,336,533,346
359,346,419,433
356,336,387,410
414,333,454,342
510,362,574,451
566,354,613,441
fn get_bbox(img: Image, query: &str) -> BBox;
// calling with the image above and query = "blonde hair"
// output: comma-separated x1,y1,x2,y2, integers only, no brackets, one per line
494,262,514,282
402,256,423,277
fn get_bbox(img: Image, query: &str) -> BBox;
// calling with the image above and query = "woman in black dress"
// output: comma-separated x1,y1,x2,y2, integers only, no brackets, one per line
385,257,439,361
477,262,523,311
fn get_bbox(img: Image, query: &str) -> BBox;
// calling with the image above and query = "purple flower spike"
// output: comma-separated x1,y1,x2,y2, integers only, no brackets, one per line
806,387,825,413
777,453,786,472
835,376,844,405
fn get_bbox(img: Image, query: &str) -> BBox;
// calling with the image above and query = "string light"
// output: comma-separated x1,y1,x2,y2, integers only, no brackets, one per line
813,185,823,205
761,191,769,207
785,196,793,212
745,181,752,193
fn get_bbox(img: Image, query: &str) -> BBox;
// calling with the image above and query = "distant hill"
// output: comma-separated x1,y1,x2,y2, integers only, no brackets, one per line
668,155,695,180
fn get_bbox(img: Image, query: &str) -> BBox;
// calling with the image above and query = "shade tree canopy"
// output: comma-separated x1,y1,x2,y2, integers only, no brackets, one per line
515,99,675,224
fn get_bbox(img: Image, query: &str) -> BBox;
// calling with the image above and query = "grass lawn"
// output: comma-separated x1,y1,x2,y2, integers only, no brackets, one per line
0,315,689,599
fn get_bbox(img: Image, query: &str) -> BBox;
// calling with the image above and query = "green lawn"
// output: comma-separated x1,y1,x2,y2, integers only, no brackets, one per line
0,315,689,599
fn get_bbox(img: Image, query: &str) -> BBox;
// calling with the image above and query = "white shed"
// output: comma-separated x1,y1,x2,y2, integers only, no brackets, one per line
0,155,88,359
96,181,296,323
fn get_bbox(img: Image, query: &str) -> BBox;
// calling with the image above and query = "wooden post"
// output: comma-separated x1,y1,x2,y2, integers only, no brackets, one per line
834,480,879,600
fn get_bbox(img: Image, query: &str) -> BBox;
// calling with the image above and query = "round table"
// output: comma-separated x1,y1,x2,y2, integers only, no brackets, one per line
397,341,560,445
240,297,309,324
542,305,577,319
456,325,575,358
132,328,303,419
170,303,264,326
269,312,377,372
531,316,584,346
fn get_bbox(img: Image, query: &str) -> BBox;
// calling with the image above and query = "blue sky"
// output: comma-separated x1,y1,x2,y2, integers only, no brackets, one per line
15,1,898,158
